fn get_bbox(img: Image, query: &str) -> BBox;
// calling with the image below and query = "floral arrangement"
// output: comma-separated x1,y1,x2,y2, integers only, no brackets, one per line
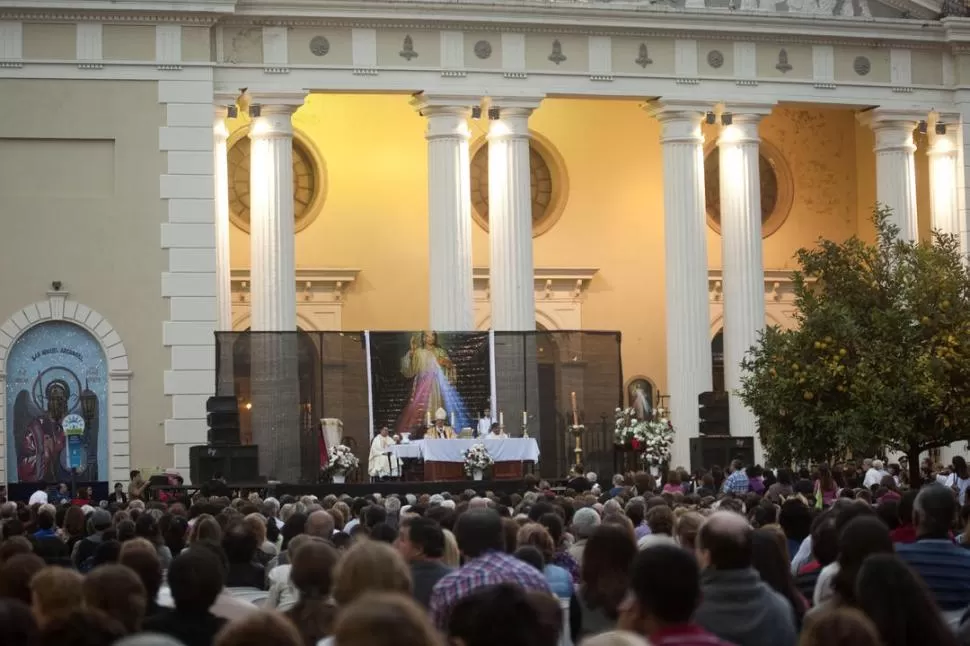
614,407,675,467
326,444,359,474
463,443,494,476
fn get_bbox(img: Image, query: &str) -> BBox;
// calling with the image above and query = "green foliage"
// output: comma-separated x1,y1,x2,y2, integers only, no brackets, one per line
739,206,970,470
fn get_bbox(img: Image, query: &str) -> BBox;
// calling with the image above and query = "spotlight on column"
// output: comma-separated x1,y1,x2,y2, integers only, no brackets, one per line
487,107,500,121
471,106,482,120
918,120,928,134
720,112,733,126
227,105,238,119
936,122,947,135
705,111,716,125
249,104,262,118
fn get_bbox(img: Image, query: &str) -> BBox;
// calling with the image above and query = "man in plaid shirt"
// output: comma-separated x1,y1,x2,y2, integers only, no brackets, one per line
721,459,750,495
430,509,552,628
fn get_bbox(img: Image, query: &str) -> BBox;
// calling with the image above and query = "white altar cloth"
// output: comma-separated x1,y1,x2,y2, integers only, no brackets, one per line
389,438,540,463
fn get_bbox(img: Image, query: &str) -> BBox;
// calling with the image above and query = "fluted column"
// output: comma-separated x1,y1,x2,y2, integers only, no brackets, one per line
213,97,235,397
412,95,475,331
718,108,770,448
862,110,920,242
247,92,305,483
928,120,961,241
646,102,712,470
249,94,304,332
488,98,541,331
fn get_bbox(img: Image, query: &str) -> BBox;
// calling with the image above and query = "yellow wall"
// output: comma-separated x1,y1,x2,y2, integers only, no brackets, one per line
0,80,170,474
229,95,874,396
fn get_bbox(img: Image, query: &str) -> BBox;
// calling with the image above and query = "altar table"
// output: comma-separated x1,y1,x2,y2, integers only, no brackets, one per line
389,438,540,481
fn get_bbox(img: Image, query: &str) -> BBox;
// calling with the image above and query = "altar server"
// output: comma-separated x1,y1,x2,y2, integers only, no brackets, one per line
477,410,492,438
486,423,508,439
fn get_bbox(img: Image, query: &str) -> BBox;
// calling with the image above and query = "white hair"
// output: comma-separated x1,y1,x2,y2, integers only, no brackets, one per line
872,459,884,470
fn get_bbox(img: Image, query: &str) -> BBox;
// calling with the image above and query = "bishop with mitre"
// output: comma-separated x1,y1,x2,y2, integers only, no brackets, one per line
426,408,457,439
368,425,401,479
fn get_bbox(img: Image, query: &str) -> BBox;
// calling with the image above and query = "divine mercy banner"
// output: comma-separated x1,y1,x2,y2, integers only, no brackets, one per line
368,331,492,437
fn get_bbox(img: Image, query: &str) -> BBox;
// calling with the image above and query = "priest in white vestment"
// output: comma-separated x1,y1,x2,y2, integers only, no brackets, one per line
368,426,401,478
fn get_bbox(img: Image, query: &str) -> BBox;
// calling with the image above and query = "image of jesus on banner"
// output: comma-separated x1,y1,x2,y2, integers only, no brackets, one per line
396,331,466,435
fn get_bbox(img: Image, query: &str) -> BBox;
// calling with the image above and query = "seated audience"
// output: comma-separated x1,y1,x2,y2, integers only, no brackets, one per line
143,547,228,646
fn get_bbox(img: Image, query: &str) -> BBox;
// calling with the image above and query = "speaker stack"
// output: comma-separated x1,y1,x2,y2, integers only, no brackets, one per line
189,396,262,485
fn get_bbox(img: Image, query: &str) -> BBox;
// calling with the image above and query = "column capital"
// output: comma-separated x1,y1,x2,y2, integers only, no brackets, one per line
643,99,712,119
857,107,924,129
410,92,478,115
247,90,307,115
645,101,707,144
486,94,544,115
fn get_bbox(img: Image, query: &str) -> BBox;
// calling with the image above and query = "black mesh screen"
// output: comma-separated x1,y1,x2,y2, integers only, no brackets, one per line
214,330,622,482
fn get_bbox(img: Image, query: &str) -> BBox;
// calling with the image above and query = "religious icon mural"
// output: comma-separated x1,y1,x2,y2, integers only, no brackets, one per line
626,377,655,421
5,321,108,483
368,332,491,437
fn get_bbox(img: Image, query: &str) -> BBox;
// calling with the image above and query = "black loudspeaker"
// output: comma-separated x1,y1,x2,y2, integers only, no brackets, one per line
206,396,240,445
689,436,755,473
190,444,261,485
698,391,730,436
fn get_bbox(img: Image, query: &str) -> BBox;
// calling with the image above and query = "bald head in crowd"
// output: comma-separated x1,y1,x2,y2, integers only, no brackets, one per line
696,511,752,571
306,510,335,538
469,497,491,511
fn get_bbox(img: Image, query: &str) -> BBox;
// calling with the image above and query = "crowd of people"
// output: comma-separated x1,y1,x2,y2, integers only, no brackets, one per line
2,457,970,646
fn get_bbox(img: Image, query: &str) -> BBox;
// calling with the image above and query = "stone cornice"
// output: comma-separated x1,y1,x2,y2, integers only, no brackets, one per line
0,10,231,25
708,268,814,304
473,267,598,301
231,267,360,302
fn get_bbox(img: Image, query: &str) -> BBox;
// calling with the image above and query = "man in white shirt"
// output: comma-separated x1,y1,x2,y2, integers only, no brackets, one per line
863,459,889,489
477,411,492,438
367,425,400,478
485,423,508,439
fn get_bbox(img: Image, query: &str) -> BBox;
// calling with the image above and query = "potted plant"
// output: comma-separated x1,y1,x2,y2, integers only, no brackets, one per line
463,443,494,481
326,444,359,484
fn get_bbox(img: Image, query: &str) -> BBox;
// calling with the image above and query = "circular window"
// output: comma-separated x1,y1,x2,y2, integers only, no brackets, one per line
469,133,568,238
703,138,793,238
227,128,326,233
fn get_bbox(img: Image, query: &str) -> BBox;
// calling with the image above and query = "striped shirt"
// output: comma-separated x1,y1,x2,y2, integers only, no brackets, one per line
429,550,552,628
896,539,970,611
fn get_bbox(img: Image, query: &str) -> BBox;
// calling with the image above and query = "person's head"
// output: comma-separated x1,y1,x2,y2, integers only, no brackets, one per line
855,553,957,646
750,529,803,622
0,553,45,604
581,524,638,618
831,516,893,605
516,523,556,564
666,470,681,486
646,506,674,536
305,509,335,539
395,516,445,562
453,510,503,559
130,470,141,483
38,608,125,646
332,539,411,606
118,539,163,605
778,498,812,542
798,607,882,646
90,509,112,533
82,564,146,634
695,511,751,571
189,514,223,544
572,507,601,540
334,592,443,646
291,538,339,599
213,610,302,646
167,546,225,612
513,545,545,571
30,566,84,626
619,544,702,636
913,484,956,539
673,511,704,551
379,426,389,437
221,521,257,564
810,514,839,567
448,583,560,646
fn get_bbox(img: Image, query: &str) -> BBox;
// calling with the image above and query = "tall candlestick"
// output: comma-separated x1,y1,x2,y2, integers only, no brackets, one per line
570,391,578,426
499,411,504,426
522,410,528,426
425,411,431,427
450,411,455,428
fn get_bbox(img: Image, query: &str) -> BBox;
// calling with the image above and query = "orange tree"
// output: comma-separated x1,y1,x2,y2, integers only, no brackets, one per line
738,207,970,483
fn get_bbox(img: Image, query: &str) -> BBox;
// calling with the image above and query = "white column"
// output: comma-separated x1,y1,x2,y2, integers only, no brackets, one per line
412,95,475,331
928,118,961,241
488,98,541,331
646,102,713,470
249,94,304,332
863,110,920,242
213,101,233,331
247,92,305,483
718,108,771,448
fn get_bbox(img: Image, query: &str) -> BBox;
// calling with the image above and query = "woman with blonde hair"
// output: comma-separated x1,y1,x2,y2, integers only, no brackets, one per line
333,592,443,646
332,538,411,607
30,565,84,626
441,529,460,568
673,512,704,551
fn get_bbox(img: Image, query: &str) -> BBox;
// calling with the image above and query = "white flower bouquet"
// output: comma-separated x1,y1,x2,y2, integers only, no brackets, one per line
326,444,359,474
614,407,675,467
463,443,494,476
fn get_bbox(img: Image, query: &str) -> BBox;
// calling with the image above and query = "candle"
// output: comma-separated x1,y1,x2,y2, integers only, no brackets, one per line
570,392,579,426
522,411,528,426
425,411,431,427
499,411,504,426
450,411,456,428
